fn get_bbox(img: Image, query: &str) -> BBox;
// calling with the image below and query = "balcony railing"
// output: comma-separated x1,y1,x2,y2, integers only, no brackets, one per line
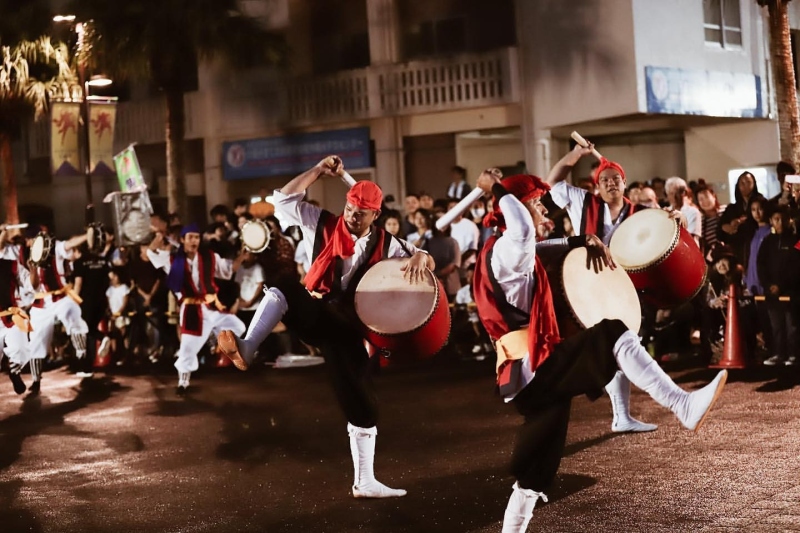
285,47,520,125
28,47,519,158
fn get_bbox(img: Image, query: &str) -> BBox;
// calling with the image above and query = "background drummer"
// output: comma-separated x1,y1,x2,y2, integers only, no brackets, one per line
545,145,679,433
217,156,433,500
471,170,727,533
24,225,90,394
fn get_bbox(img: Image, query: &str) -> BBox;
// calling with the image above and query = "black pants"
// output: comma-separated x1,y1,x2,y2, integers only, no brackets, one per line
81,304,106,373
274,278,378,428
510,318,627,492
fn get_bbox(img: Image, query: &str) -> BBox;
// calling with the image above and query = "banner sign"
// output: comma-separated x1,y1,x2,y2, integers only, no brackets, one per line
645,66,763,118
113,144,146,192
222,127,371,180
88,98,118,176
51,101,81,176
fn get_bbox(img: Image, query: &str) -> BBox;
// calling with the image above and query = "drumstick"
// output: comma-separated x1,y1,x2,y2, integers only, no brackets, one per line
435,187,486,231
339,170,357,188
570,131,604,160
2,223,29,230
323,155,357,188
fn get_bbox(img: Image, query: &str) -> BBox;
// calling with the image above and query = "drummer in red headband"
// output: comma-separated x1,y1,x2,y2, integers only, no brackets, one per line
472,169,727,533
546,145,689,434
217,156,433,500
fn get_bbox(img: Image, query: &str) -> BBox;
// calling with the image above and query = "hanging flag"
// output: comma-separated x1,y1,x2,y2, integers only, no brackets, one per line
51,101,81,176
113,144,146,192
88,97,118,176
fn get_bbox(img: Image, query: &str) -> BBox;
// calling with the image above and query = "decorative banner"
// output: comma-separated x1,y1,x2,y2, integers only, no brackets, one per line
222,127,372,180
113,144,146,192
51,101,81,176
88,98,118,176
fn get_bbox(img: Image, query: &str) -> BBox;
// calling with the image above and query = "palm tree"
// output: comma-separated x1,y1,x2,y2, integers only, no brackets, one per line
0,37,80,224
757,0,800,168
69,0,285,219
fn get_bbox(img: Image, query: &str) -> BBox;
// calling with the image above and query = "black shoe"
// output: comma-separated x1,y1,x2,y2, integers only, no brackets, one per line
28,380,41,395
9,373,26,395
176,385,188,396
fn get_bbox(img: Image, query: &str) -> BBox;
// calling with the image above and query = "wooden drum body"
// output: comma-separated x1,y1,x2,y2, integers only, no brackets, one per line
550,247,641,338
354,258,451,359
610,209,706,308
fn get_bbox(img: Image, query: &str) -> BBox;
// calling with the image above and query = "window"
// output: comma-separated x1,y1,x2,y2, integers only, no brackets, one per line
704,0,742,48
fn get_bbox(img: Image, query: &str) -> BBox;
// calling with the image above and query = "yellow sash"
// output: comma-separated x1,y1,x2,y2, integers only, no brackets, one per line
494,328,529,375
0,307,33,332
34,284,83,305
181,293,226,311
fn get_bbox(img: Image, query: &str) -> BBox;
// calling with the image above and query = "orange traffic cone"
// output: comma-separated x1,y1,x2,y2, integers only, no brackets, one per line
710,281,747,369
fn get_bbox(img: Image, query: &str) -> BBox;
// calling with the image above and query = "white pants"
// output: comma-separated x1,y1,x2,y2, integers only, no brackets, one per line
0,323,30,366
175,304,245,373
29,296,89,360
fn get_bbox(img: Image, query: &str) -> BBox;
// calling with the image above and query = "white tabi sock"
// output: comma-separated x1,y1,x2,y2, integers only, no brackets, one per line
605,371,658,433
178,372,190,387
613,331,727,432
347,423,406,498
501,482,548,533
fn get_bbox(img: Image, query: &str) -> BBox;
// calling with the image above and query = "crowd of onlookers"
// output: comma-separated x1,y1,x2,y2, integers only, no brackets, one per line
43,161,800,372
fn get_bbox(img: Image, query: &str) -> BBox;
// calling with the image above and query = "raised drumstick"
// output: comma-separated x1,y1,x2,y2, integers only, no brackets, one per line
326,156,357,188
435,187,485,231
570,131,604,160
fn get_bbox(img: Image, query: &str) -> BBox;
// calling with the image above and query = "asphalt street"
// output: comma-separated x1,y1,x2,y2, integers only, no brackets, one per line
1,357,800,533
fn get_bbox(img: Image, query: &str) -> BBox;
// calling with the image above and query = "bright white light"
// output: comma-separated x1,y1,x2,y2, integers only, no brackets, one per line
53,14,76,22
87,75,113,87
250,196,262,204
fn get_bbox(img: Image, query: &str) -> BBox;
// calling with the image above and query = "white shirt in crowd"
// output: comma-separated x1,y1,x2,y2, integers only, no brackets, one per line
449,218,480,253
405,229,432,245
235,263,266,311
549,181,627,245
294,240,311,273
106,284,131,315
272,189,424,290
680,203,702,237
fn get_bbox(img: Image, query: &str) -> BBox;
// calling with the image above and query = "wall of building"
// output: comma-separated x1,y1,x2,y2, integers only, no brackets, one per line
523,0,640,129
685,119,780,203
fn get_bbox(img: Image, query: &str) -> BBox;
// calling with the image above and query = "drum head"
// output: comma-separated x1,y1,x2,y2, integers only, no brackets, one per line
561,248,641,333
610,208,677,270
241,220,270,253
354,258,437,335
30,235,45,263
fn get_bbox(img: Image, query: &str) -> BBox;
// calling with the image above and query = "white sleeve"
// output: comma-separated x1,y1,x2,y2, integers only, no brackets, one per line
214,253,234,280
272,189,323,231
491,194,537,275
55,240,71,262
146,249,171,274
387,236,423,259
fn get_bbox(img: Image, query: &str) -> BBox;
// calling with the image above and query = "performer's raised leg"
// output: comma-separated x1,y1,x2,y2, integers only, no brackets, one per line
613,330,726,431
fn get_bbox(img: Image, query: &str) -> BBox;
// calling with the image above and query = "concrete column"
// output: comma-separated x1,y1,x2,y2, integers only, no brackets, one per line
514,0,551,178
370,117,404,202
366,0,401,65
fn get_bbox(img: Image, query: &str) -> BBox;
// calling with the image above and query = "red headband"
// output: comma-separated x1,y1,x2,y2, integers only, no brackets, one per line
346,181,382,211
484,174,550,229
592,158,626,184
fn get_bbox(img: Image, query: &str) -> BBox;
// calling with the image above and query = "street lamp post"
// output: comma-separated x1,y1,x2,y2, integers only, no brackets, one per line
55,16,112,224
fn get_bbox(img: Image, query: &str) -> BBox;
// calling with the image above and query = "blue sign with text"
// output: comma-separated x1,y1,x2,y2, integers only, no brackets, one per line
222,127,372,180
645,66,763,118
